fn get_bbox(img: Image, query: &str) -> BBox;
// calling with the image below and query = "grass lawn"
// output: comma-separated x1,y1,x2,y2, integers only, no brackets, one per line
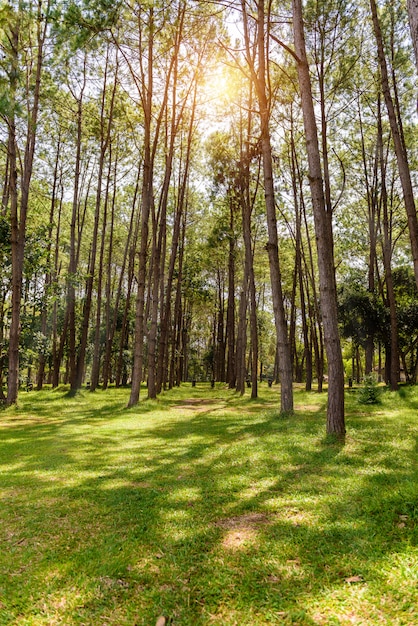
0,383,417,625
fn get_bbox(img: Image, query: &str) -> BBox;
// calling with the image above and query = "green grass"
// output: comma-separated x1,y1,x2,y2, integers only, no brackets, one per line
0,383,417,625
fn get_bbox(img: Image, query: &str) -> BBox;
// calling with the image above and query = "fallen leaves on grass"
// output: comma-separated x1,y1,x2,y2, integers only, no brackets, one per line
344,575,364,584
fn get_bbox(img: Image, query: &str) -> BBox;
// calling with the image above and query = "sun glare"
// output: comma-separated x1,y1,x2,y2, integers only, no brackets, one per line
200,63,240,105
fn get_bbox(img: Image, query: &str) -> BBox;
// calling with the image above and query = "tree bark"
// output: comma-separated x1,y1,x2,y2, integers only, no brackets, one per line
226,197,236,388
407,0,418,73
246,0,293,412
292,0,345,436
7,2,47,404
377,96,399,390
370,0,418,289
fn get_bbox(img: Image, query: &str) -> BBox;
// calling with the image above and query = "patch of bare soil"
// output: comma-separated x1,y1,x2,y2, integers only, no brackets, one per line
130,481,166,492
174,399,219,413
294,404,321,412
215,512,270,529
215,512,271,551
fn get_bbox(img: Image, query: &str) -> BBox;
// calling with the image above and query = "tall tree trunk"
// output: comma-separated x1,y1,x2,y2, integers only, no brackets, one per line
127,21,154,405
235,284,248,395
90,150,113,391
0,293,6,400
370,0,418,288
290,120,312,390
170,218,186,388
226,198,236,388
7,1,48,404
241,186,258,398
215,270,226,382
407,0,418,74
239,98,258,398
377,97,399,390
73,50,117,393
67,59,86,392
102,151,129,390
36,133,62,390
6,15,20,405
115,169,141,388
148,5,187,399
156,78,198,393
243,0,293,412
128,6,176,405
293,0,345,436
357,91,378,375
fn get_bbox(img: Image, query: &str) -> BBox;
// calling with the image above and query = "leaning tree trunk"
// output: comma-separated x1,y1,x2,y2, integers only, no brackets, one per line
292,0,345,436
371,0,418,289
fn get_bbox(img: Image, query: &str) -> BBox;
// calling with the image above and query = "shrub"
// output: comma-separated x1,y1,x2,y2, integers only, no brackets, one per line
358,374,381,405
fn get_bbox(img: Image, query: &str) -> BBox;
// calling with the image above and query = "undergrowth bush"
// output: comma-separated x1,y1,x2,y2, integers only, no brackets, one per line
358,374,381,404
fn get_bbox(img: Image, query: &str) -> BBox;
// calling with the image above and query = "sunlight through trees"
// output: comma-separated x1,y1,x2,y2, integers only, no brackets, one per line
0,0,417,434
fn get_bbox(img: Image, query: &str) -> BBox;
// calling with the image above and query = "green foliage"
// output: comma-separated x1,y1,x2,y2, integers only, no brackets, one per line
358,374,381,405
392,267,418,381
60,0,122,48
338,278,387,347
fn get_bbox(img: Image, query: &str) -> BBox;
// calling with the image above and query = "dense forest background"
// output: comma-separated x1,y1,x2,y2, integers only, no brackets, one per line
1,0,418,434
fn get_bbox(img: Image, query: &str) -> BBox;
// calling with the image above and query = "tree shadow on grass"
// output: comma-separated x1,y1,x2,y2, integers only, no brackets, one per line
0,387,416,624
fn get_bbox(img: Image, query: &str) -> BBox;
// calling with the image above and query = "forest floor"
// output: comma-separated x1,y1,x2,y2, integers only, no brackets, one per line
0,383,417,625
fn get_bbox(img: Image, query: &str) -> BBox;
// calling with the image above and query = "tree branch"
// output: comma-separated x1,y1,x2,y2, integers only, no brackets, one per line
269,33,301,64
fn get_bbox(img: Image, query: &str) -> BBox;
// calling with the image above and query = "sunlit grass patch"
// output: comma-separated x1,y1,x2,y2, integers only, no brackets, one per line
0,383,417,624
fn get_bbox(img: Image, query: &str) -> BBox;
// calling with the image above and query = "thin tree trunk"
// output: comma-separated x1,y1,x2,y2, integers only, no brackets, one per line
242,194,258,398
226,198,236,388
290,120,312,390
7,2,48,404
128,6,175,406
67,59,86,392
239,99,258,398
407,0,418,77
156,80,198,392
235,285,248,395
74,50,117,393
102,151,127,390
6,15,20,404
244,0,293,412
377,98,399,390
36,135,62,390
0,293,6,399
115,169,141,388
170,218,186,388
90,150,113,391
370,0,418,288
293,0,345,436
